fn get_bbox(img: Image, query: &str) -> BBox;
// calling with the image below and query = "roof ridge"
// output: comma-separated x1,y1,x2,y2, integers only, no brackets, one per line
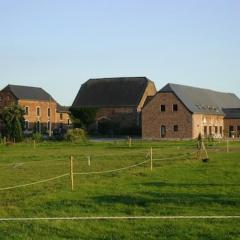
165,83,234,95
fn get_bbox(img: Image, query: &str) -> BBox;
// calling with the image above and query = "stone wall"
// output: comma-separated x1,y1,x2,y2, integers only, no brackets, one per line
192,114,224,139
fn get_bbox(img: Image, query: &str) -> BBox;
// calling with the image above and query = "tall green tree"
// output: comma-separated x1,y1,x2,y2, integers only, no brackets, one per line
1,104,25,142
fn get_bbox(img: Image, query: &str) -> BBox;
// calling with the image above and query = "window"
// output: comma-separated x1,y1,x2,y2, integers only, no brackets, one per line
220,126,223,135
209,126,212,135
67,119,70,126
173,125,178,132
25,106,29,115
48,108,51,117
173,104,178,112
36,107,40,116
215,126,218,134
25,121,29,130
160,105,166,112
204,126,207,136
60,113,63,120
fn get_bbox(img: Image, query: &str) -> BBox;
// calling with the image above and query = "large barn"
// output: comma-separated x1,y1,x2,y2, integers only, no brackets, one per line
72,77,157,135
142,83,240,139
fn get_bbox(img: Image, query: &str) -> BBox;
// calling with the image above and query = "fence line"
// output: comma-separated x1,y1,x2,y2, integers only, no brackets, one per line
0,149,151,168
0,151,196,192
0,215,239,221
0,173,69,192
74,159,150,176
153,152,196,161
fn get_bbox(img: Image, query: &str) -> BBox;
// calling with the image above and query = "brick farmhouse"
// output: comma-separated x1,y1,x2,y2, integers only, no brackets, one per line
0,85,71,135
72,77,156,135
142,83,240,139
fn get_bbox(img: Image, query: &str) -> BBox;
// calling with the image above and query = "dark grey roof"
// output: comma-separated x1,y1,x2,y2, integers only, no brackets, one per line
159,83,240,115
223,108,240,119
3,84,54,101
72,77,153,108
57,104,70,113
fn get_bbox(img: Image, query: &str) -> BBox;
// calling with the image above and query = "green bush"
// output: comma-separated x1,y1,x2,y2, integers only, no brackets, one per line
32,132,43,143
65,128,88,143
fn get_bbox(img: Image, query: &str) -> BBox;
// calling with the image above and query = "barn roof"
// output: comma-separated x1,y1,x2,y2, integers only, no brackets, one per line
159,83,240,115
223,108,240,119
72,77,154,108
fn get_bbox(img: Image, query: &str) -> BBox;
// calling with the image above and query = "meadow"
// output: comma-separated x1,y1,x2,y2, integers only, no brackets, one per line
0,139,239,240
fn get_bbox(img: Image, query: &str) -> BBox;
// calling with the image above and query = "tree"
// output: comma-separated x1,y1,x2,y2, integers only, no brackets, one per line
69,107,98,129
1,104,25,142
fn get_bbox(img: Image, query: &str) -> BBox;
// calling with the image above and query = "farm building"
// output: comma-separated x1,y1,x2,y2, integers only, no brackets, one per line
72,77,157,135
142,83,240,139
0,84,71,135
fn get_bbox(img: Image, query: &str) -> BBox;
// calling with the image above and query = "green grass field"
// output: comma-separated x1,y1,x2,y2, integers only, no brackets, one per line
0,139,240,240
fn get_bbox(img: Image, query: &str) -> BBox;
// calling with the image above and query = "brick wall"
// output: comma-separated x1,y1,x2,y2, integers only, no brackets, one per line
224,119,240,138
137,81,157,112
142,92,193,139
192,114,224,139
0,90,17,109
96,107,139,133
142,92,225,139
18,99,70,132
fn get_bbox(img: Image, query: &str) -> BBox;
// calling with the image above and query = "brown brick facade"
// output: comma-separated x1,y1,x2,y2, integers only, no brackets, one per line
0,89,70,134
142,92,193,139
142,92,225,139
224,119,240,138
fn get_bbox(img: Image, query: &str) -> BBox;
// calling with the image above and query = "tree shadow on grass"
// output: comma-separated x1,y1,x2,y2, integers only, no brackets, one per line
92,192,240,208
141,182,240,188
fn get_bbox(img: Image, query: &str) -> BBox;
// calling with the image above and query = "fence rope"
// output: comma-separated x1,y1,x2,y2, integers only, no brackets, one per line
0,216,239,221
74,159,150,175
0,149,151,168
153,152,195,161
0,173,69,192
0,151,197,191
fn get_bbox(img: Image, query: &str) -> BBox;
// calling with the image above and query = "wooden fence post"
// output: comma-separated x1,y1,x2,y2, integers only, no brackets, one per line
33,140,36,149
129,137,132,148
88,156,91,166
70,156,74,191
150,147,153,171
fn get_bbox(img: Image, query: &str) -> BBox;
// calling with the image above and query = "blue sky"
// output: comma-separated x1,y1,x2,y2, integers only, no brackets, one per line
0,0,239,105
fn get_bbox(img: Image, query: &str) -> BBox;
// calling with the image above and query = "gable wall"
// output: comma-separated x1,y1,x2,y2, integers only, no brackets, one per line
0,89,18,109
142,92,193,139
137,81,157,112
